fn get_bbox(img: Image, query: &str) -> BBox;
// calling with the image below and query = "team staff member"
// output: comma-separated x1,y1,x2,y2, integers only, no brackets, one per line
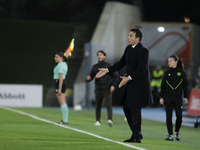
86,50,119,127
160,55,188,141
54,51,69,124
96,28,153,143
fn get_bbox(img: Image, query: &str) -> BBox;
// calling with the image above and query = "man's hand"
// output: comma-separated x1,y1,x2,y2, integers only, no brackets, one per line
160,98,164,105
118,76,128,88
96,68,108,78
86,75,91,81
110,85,115,93
183,98,188,104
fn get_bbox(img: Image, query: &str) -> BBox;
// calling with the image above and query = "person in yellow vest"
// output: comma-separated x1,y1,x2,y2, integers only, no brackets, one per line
151,65,164,106
194,76,200,89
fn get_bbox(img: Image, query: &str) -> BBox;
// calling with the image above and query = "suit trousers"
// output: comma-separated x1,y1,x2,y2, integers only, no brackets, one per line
95,89,112,121
123,107,142,139
164,97,182,135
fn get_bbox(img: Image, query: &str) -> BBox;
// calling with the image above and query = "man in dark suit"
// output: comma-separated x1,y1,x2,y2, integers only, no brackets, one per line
96,28,153,143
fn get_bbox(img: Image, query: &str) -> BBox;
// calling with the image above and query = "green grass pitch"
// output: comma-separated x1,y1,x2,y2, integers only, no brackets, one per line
0,107,199,150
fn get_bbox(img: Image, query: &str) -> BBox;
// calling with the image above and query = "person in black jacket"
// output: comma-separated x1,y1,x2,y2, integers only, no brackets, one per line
96,28,153,143
160,55,188,141
86,50,119,127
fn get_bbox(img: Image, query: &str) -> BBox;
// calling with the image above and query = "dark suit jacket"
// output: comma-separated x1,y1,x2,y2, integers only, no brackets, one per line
108,42,153,109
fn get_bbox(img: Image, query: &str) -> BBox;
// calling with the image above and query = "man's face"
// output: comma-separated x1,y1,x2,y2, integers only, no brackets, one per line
97,52,106,62
127,31,140,46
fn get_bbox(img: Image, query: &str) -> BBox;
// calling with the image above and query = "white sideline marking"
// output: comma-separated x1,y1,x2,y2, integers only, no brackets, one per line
1,107,146,150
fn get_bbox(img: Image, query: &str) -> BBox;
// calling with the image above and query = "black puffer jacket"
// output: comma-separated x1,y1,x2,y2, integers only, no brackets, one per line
160,67,188,99
87,61,119,90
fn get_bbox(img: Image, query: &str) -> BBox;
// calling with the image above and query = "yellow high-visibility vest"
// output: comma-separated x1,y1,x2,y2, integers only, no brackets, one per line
151,70,164,88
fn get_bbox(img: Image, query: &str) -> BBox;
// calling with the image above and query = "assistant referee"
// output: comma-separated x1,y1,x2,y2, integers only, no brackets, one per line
53,51,69,124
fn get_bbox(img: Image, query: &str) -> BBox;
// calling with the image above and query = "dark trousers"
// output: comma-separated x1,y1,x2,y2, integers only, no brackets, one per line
95,89,112,121
123,107,142,139
164,97,182,135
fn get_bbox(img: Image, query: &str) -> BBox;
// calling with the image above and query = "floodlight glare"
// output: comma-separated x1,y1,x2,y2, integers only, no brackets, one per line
158,27,165,32
184,17,190,23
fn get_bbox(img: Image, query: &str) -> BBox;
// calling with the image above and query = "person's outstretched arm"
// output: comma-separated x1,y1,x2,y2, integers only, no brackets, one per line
96,47,127,78
95,68,109,78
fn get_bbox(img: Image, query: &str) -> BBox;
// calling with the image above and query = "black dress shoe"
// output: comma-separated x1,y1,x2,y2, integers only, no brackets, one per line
133,138,141,143
123,138,141,143
123,139,133,142
130,132,143,140
139,132,143,139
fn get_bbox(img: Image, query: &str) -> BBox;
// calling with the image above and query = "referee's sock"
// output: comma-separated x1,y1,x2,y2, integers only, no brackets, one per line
61,103,68,123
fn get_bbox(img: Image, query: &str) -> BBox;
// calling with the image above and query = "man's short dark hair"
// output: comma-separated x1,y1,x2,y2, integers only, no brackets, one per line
97,50,106,56
130,28,143,41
